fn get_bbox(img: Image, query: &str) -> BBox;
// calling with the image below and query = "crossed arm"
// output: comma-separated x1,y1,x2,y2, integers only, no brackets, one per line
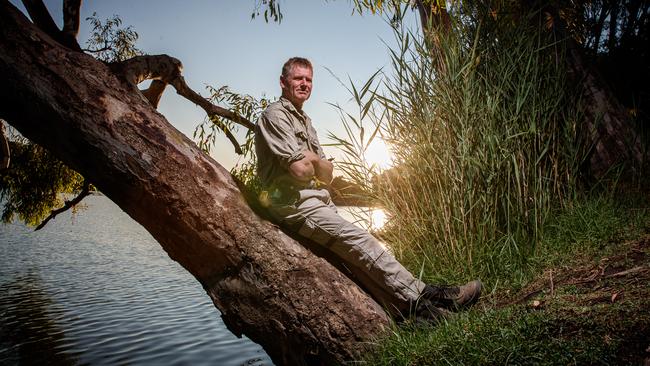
288,150,333,185
256,111,333,185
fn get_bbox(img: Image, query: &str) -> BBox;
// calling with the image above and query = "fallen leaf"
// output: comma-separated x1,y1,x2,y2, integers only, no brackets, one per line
532,300,541,308
611,293,618,302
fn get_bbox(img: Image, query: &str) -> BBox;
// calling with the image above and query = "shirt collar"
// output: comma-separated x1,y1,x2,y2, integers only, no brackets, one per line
280,97,309,122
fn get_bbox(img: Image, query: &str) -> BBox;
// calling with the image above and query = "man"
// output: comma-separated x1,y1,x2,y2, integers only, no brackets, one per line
255,57,481,321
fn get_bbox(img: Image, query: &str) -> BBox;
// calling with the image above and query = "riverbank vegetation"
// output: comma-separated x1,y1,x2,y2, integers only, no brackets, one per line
362,196,649,365
329,3,649,364
2,1,648,364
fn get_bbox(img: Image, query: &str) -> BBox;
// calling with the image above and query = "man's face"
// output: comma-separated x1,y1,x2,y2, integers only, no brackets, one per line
281,65,313,109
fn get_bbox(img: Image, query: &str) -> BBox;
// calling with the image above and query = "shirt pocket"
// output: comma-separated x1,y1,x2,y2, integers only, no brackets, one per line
306,127,323,156
295,130,310,151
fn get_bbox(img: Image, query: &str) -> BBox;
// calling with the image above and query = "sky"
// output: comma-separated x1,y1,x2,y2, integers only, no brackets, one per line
10,0,419,170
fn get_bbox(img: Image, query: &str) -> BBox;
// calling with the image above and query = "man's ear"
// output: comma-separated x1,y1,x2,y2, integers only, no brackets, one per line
280,75,287,90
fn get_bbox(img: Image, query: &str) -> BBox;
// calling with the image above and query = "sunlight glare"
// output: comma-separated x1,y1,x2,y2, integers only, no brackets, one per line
369,208,387,232
364,137,393,170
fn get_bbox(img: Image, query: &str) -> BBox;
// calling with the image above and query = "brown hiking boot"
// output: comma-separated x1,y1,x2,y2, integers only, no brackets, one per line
421,280,482,310
409,298,454,325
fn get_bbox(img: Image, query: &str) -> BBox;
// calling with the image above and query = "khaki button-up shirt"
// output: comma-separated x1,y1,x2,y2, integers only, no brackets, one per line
255,97,326,189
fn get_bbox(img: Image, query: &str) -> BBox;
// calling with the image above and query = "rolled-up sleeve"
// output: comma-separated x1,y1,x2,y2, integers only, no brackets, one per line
257,109,305,169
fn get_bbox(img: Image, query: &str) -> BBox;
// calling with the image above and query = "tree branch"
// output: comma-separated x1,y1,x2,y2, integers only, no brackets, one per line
414,0,451,74
35,180,91,231
112,54,183,85
0,120,10,169
169,75,255,131
112,55,252,154
607,2,619,52
207,115,243,155
62,0,82,39
21,0,81,51
592,5,609,52
82,45,112,53
415,0,430,34
415,0,451,34
21,0,59,39
169,75,244,154
140,79,167,108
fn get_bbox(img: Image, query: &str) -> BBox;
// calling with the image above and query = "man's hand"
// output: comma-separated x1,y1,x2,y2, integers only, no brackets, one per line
288,150,333,184
314,157,333,185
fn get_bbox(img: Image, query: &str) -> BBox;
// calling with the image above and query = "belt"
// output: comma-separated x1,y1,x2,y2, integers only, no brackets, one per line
270,185,301,205
259,178,328,207
259,184,303,207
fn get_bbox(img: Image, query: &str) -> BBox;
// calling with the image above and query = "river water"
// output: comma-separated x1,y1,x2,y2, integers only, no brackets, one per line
0,195,272,365
0,195,386,365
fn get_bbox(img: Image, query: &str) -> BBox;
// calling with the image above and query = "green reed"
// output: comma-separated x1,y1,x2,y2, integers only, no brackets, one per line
330,17,585,288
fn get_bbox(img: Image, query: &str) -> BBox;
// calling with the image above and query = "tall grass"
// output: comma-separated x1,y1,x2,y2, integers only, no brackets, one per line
331,15,585,288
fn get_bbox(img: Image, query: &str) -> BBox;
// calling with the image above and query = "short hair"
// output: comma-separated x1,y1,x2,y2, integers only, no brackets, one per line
281,57,312,79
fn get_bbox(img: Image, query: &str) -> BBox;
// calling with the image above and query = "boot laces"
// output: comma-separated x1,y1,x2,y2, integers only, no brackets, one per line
422,284,459,308
424,284,459,299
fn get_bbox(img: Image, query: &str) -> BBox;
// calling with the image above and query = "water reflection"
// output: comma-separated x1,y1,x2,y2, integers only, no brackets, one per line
0,196,272,365
0,273,78,365
0,198,387,365
340,206,388,232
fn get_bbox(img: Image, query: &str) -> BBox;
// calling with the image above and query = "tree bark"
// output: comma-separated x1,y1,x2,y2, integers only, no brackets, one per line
62,0,82,40
567,43,644,178
0,2,390,365
22,0,81,51
110,54,251,154
0,120,9,169
415,0,452,74
528,2,644,179
546,6,646,178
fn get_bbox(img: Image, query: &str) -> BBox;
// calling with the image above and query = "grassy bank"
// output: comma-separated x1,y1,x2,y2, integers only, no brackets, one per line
327,7,649,365
361,194,649,365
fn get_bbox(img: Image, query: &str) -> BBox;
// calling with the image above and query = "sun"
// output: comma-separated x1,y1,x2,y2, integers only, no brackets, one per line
364,137,393,170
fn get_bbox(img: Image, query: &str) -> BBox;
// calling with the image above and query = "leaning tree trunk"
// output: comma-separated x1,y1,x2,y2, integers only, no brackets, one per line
566,45,645,178
543,3,645,179
0,2,390,365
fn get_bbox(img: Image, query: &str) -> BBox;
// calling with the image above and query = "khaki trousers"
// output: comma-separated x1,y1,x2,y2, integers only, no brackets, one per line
268,189,425,314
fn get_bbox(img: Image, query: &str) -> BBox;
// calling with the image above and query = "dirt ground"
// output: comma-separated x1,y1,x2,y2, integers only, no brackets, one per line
498,234,650,364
